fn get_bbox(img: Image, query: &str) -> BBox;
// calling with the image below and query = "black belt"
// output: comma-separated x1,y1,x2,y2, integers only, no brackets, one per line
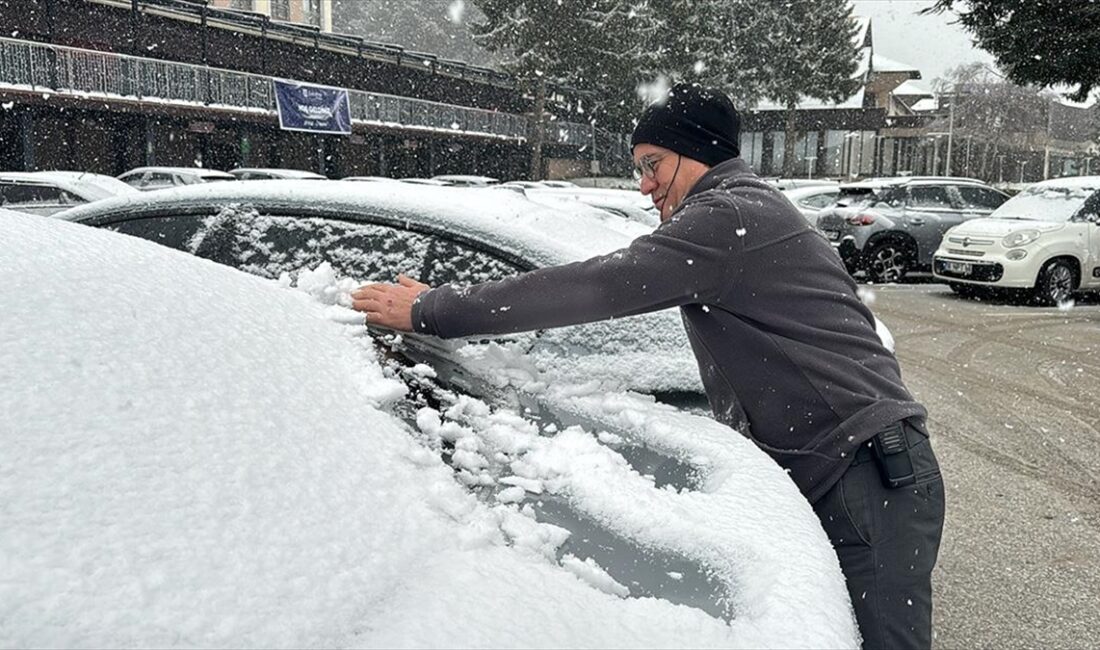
852,419,928,488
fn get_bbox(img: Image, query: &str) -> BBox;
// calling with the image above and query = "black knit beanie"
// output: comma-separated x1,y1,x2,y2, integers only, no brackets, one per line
630,83,741,166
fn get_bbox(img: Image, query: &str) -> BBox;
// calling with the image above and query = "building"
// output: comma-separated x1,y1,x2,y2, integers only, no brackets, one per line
0,0,591,179
210,0,333,33
739,17,1098,184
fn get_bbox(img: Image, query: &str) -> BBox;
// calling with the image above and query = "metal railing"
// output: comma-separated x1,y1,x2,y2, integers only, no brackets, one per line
0,37,592,143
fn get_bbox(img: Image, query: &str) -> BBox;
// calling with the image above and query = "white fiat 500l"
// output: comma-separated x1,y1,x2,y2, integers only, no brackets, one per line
933,177,1100,305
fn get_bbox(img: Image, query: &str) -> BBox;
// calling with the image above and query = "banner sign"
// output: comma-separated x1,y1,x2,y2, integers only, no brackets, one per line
273,79,352,135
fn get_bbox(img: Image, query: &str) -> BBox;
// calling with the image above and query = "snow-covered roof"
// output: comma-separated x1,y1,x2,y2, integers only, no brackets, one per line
57,180,652,267
229,167,326,179
871,53,921,77
892,80,933,97
0,211,859,647
120,166,237,178
0,171,138,201
910,97,940,112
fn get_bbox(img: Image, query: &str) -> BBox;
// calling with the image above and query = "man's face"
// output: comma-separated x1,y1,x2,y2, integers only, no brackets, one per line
632,143,709,222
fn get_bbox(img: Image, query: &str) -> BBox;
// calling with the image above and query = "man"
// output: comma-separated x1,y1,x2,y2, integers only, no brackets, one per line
351,83,945,650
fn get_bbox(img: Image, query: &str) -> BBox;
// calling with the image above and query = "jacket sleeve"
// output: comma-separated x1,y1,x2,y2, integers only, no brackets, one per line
411,194,742,339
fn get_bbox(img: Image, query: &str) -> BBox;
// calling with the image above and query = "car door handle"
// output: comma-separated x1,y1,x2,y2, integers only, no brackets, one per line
909,217,925,225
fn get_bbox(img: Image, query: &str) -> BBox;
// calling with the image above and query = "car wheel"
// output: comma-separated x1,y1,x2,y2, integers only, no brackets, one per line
865,239,911,283
1032,259,1077,306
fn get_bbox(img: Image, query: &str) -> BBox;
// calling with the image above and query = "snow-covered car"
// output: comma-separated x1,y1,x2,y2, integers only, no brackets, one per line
1,211,858,647
933,176,1100,305
764,178,839,191
521,186,661,227
0,171,137,216
780,185,841,227
817,177,1008,282
228,167,327,180
431,174,500,187
341,175,401,183
118,166,237,191
55,180,696,400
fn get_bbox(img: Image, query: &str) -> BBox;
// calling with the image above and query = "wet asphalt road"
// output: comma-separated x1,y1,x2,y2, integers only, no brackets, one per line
867,280,1100,649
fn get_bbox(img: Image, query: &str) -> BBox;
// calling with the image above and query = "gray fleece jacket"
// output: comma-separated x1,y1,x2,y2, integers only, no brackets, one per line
412,158,926,502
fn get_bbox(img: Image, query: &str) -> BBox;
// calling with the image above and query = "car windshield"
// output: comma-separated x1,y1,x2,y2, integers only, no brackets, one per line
991,185,1100,222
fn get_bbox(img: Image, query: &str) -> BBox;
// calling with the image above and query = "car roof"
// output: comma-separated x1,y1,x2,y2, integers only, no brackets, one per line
431,174,500,184
839,176,991,190
56,179,648,268
1025,175,1100,191
120,167,236,178
229,168,326,179
0,171,138,200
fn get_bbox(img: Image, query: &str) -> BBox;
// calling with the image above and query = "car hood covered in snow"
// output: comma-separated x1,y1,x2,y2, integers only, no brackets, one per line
0,213,857,648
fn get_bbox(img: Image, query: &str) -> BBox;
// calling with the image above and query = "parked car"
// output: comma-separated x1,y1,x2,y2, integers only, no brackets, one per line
55,180,695,399
7,207,858,648
816,177,1008,282
0,171,137,217
430,174,500,187
933,176,1100,305
118,166,236,191
228,167,326,180
521,186,661,227
341,175,400,183
400,177,452,186
780,185,841,227
539,179,578,188
764,178,839,191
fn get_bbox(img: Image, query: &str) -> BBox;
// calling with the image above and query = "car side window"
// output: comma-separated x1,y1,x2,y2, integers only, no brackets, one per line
0,183,64,206
423,238,527,286
879,188,905,208
800,193,838,209
106,210,435,282
906,186,954,210
144,173,176,189
956,186,1007,210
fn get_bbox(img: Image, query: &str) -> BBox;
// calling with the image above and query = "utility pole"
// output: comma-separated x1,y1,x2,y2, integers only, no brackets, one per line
945,89,955,176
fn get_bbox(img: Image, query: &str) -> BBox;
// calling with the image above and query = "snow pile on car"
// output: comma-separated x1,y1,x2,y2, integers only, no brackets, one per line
0,213,857,648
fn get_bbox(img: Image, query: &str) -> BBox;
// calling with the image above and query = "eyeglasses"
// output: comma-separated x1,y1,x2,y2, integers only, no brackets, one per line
632,154,666,181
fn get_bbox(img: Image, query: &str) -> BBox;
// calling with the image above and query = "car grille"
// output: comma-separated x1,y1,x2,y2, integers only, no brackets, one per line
945,248,986,257
946,235,995,247
934,257,1003,282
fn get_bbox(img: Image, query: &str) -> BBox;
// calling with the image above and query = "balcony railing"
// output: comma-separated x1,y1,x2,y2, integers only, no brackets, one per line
0,37,593,146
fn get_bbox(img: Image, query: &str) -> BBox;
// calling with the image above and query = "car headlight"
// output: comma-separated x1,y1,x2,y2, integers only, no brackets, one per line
1002,229,1040,248
1006,249,1028,261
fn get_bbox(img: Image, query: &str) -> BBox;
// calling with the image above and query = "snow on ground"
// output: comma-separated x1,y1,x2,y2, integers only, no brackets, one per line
0,213,857,648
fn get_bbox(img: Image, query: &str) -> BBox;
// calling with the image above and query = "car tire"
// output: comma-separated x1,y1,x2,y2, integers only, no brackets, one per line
865,239,912,283
1032,259,1077,306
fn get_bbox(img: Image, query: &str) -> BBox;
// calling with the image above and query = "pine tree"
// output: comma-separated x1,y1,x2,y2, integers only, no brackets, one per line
469,0,655,177
749,1,861,176
927,0,1100,102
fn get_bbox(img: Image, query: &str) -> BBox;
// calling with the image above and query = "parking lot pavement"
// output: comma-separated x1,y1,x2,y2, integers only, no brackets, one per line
867,281,1100,650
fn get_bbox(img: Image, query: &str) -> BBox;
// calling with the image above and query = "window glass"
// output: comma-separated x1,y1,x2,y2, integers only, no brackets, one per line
143,173,176,189
907,186,954,210
107,208,434,283
0,183,64,205
271,0,290,20
956,186,1007,210
424,238,525,286
800,192,838,209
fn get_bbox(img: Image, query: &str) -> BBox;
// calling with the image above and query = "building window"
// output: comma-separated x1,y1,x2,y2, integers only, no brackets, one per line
271,0,290,20
303,0,321,26
229,0,253,10
739,132,764,172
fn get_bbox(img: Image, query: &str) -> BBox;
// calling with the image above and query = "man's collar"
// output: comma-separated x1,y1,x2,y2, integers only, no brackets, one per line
684,158,753,199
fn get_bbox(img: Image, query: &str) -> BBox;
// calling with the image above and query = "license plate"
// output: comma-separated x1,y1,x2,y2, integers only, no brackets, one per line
823,230,841,241
944,261,972,275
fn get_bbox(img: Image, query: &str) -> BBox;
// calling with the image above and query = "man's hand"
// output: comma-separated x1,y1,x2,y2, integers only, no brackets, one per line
350,274,431,332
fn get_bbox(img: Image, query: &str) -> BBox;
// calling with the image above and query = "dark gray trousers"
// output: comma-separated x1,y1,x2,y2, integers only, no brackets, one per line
813,422,946,650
